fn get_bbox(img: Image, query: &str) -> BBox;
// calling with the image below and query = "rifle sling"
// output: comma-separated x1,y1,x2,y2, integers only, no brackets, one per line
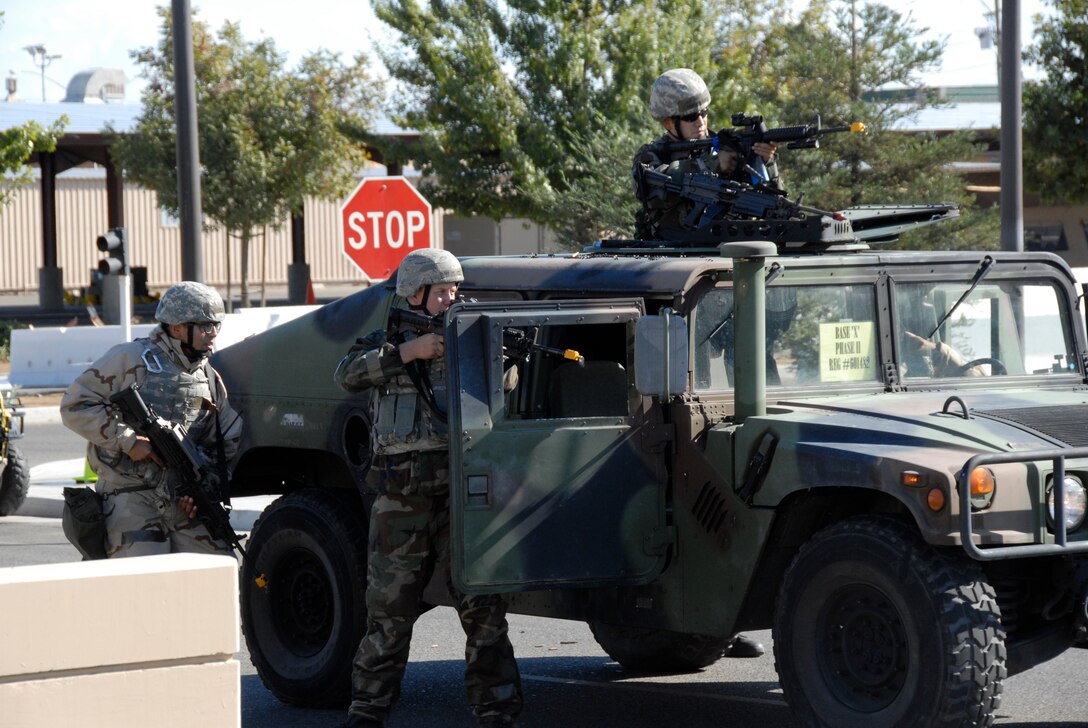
391,326,449,425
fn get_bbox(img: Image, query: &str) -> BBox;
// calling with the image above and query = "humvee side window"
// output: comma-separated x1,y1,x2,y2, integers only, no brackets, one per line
504,322,632,420
895,280,1077,379
693,284,879,391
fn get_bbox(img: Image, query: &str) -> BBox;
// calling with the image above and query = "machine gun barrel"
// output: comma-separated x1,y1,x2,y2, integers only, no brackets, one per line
389,307,584,365
109,384,246,557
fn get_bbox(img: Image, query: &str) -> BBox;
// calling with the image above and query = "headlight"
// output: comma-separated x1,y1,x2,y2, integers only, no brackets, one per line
1047,475,1087,532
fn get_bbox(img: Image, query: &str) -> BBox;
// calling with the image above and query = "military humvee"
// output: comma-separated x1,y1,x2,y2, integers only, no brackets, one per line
214,229,1088,727
0,388,29,517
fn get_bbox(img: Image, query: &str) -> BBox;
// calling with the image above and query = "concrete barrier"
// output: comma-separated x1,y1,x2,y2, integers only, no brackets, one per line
0,553,240,728
8,305,318,389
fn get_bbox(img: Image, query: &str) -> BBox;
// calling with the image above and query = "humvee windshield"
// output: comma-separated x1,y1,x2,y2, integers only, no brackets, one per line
895,280,1077,380
692,277,1078,391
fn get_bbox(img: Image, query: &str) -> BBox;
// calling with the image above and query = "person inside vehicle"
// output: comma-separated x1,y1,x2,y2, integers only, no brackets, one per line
903,331,985,377
59,281,242,558
335,248,523,728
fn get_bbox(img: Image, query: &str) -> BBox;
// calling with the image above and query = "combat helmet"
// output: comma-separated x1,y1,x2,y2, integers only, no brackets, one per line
649,68,711,122
155,281,226,325
395,248,464,298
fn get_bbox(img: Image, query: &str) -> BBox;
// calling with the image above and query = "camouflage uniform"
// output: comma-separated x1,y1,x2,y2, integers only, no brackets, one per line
335,312,523,726
60,326,242,557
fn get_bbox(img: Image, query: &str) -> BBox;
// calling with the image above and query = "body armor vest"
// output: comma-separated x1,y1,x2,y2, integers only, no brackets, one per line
92,338,217,494
370,332,449,457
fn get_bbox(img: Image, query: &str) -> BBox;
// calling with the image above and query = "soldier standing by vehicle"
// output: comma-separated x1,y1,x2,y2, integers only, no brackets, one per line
633,67,782,240
335,248,523,728
60,281,242,558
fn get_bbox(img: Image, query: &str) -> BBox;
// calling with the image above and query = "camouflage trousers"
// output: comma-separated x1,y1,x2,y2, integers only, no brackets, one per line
101,484,230,558
349,492,523,724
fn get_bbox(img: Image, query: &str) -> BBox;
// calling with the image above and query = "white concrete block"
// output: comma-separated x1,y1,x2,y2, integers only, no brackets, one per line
0,553,239,678
8,304,317,389
0,659,240,728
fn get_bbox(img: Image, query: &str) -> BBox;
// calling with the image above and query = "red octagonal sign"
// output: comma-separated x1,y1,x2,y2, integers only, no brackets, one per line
341,176,433,280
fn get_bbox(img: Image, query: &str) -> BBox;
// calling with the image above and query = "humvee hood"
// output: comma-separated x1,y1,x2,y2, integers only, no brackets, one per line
777,389,1088,451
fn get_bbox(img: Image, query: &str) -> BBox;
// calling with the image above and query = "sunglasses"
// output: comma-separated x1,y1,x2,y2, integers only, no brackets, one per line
677,108,709,123
192,321,222,335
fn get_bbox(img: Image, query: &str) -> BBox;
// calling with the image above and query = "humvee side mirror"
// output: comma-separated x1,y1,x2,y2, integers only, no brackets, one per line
634,309,688,398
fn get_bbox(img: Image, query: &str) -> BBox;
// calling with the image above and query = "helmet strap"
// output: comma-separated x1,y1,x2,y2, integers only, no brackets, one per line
408,284,432,313
162,323,205,363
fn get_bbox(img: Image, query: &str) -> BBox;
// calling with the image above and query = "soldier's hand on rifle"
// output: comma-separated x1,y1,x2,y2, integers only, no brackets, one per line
127,435,164,467
753,141,778,164
400,333,445,363
178,495,198,520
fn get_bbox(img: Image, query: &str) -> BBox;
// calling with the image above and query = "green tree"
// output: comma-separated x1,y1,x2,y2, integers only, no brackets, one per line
1024,0,1088,204
113,8,380,306
0,13,66,205
370,0,787,244
755,0,995,250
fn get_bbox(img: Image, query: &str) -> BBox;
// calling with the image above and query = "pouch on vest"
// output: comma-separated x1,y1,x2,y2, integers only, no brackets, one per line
374,392,420,449
61,486,108,560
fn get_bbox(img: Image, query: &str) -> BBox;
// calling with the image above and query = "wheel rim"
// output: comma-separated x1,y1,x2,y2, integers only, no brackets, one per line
817,584,908,712
269,547,335,657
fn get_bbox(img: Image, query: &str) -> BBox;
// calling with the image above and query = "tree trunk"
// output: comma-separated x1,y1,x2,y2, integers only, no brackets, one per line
225,232,234,314
260,227,268,307
240,228,252,309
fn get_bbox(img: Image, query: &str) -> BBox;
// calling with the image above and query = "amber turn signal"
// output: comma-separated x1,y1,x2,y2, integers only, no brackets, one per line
969,467,996,496
927,488,946,511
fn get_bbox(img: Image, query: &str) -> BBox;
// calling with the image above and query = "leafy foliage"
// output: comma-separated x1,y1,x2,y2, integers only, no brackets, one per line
112,8,380,304
753,1,995,251
371,0,997,251
1023,0,1088,204
370,0,787,243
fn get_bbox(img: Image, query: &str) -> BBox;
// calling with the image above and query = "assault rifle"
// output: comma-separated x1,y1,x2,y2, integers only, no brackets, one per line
389,307,585,366
632,163,859,246
659,113,865,159
109,384,246,556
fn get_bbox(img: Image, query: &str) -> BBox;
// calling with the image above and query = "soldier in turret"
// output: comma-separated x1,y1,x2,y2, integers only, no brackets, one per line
335,248,523,728
60,281,242,558
633,67,782,239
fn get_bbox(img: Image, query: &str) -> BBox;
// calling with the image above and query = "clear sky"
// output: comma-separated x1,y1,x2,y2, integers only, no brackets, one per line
0,0,1050,105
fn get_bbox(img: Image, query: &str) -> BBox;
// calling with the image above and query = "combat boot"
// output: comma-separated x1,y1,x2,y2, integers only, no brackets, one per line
340,715,384,728
723,633,764,657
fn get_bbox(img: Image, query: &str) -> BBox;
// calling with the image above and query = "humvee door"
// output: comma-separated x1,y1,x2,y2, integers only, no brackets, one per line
446,299,670,594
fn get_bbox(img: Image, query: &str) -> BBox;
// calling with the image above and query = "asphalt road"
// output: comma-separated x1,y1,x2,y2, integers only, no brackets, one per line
4,420,1088,727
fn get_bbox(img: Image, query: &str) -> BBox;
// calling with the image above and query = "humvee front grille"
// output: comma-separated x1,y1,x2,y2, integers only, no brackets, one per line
974,405,1088,448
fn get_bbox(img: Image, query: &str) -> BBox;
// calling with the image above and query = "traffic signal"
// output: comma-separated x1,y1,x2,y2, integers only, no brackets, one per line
97,227,129,275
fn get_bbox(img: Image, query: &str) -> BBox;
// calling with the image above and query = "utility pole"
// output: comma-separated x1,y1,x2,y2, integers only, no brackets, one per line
172,0,204,281
999,0,1023,252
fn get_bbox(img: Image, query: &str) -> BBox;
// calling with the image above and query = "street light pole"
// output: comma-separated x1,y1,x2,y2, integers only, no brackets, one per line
22,44,61,102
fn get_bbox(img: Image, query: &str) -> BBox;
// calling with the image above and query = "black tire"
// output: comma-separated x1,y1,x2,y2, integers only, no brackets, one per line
0,443,31,517
589,621,729,673
773,516,1007,728
241,487,369,708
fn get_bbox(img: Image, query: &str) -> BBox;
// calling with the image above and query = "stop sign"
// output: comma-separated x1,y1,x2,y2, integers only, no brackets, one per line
341,176,433,280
